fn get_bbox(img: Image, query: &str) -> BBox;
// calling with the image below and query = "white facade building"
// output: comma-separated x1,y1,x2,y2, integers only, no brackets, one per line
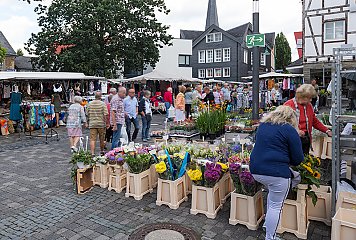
143,38,192,79
303,0,356,82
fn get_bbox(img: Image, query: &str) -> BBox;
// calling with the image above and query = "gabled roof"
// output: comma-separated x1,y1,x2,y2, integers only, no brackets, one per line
15,56,36,70
192,24,241,47
0,31,16,56
206,0,219,30
265,32,276,48
180,30,204,41
287,58,303,68
227,23,252,39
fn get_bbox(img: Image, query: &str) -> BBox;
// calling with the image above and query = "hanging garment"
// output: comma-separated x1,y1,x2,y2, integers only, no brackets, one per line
10,92,22,121
89,81,94,95
3,84,11,98
27,84,31,95
101,81,108,94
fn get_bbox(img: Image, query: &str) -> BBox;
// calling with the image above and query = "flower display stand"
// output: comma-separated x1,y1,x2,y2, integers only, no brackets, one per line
190,183,222,219
277,184,309,239
125,169,153,200
307,185,332,226
93,163,110,188
185,173,192,194
336,191,356,211
218,173,234,204
321,136,332,159
108,167,127,193
311,136,324,158
76,167,93,195
150,164,158,188
331,208,356,240
156,175,188,209
229,190,264,230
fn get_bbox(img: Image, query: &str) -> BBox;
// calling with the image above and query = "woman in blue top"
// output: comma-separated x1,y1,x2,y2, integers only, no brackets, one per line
250,106,304,240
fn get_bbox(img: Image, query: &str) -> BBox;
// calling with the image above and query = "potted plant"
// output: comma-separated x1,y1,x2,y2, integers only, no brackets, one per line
70,150,93,169
125,152,153,200
70,150,94,194
155,152,189,209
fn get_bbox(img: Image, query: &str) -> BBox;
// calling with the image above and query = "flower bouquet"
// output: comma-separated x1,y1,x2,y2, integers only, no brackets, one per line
187,161,223,188
292,154,321,205
155,152,188,181
229,162,259,197
124,153,152,174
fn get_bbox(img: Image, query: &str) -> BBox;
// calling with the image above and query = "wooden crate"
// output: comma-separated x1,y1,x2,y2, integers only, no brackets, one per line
229,190,264,230
156,175,188,209
218,173,234,204
277,184,309,239
150,164,158,188
108,169,127,193
321,136,332,160
190,183,222,219
331,208,356,240
125,169,153,200
93,163,110,188
336,191,356,211
307,185,332,226
77,168,93,194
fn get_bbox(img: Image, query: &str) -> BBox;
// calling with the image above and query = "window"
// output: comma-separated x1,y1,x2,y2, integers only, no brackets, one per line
324,20,345,41
214,32,222,42
223,68,230,77
214,68,222,77
223,48,230,62
244,49,249,64
214,49,222,62
206,68,213,78
198,50,205,63
206,34,214,43
206,32,222,43
206,50,213,63
260,52,266,66
198,69,205,79
178,55,190,67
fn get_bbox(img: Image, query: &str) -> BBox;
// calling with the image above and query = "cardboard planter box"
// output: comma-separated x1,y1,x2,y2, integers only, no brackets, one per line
150,164,158,188
307,185,332,226
125,168,153,200
190,183,222,219
77,168,93,194
108,168,127,193
336,191,356,211
277,184,309,239
311,136,324,158
93,163,110,188
218,173,234,204
156,175,188,209
229,190,264,230
321,136,332,160
331,208,356,240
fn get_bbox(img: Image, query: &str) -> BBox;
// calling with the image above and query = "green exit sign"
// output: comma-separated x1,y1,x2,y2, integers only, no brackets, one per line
246,34,265,48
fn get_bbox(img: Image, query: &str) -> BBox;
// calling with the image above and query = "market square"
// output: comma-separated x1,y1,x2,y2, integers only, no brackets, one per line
1,0,356,240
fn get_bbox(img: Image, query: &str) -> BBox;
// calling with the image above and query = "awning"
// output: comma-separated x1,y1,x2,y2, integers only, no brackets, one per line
0,72,105,81
109,70,193,83
241,72,304,80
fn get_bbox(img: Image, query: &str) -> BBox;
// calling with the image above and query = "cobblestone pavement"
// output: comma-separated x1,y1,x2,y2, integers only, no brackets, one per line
0,115,331,240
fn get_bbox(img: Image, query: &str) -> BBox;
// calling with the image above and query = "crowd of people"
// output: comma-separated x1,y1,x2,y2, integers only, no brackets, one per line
66,87,153,156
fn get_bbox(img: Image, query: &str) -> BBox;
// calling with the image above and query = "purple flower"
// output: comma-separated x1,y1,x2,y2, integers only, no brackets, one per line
204,169,221,183
116,157,124,162
205,162,222,172
239,171,255,185
229,163,241,175
231,144,242,153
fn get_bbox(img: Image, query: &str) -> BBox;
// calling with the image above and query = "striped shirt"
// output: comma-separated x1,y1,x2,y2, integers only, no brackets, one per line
87,100,108,128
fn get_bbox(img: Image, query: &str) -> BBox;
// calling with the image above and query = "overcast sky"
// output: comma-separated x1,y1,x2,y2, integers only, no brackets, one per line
0,0,302,61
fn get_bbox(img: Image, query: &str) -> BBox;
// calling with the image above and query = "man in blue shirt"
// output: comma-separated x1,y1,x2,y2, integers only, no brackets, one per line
124,89,139,142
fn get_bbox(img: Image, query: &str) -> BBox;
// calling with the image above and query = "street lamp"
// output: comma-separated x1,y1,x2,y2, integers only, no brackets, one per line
252,0,260,120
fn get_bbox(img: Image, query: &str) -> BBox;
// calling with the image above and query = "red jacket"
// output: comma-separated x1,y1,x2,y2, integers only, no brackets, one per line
163,91,173,104
284,99,328,139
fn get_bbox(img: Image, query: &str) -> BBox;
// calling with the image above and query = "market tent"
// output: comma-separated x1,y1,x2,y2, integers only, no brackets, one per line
241,72,304,80
110,70,194,83
0,72,105,80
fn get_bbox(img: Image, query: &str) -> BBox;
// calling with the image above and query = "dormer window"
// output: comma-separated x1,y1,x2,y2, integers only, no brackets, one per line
206,32,222,43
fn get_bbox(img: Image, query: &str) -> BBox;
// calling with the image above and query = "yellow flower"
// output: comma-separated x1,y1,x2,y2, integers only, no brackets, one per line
313,171,321,179
155,161,167,174
158,155,167,161
217,162,228,172
187,169,202,181
316,158,321,166
302,164,314,174
307,162,312,167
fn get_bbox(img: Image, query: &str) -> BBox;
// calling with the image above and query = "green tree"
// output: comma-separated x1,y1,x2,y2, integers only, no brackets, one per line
26,0,172,77
0,44,7,64
275,32,291,72
17,49,24,56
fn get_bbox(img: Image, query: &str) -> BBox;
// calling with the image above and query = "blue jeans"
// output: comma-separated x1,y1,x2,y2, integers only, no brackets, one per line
164,102,171,118
111,123,123,149
141,115,152,140
125,116,139,142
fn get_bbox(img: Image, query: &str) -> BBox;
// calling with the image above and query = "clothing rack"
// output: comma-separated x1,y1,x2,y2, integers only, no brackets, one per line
22,101,59,144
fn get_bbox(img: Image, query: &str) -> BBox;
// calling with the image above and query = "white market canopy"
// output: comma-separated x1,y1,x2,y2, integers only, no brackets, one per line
241,72,304,80
109,70,197,84
0,72,105,81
